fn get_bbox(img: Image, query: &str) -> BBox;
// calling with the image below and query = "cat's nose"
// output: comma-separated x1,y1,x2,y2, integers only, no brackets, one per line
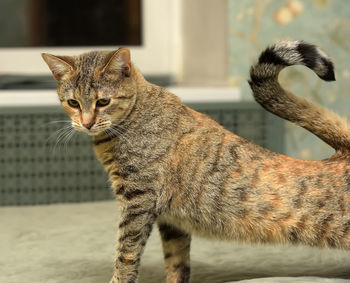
82,121,95,130
81,111,96,130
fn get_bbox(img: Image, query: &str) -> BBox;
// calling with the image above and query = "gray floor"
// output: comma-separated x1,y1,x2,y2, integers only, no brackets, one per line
1,201,350,283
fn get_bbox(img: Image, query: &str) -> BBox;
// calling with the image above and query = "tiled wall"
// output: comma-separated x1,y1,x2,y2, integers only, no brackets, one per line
228,0,350,160
0,103,283,205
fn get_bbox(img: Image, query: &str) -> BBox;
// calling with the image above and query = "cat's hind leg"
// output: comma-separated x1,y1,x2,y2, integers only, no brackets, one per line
158,222,191,283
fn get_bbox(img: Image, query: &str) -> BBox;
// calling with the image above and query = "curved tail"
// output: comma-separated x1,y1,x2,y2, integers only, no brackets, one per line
249,40,350,154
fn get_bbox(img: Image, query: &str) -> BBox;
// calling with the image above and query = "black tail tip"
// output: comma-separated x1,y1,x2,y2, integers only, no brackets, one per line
319,58,336,81
320,71,336,82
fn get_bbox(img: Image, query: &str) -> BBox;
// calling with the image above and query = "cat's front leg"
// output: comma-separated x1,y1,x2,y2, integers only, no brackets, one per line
110,200,157,283
158,222,191,283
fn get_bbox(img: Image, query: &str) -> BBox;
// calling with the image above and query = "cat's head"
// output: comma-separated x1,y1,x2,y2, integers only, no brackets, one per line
42,48,137,136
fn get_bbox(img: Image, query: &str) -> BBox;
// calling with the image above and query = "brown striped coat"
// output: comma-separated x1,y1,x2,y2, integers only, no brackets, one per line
42,42,350,283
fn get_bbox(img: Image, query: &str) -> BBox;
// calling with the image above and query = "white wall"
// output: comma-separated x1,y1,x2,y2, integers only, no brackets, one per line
0,0,182,78
181,0,228,85
0,0,228,86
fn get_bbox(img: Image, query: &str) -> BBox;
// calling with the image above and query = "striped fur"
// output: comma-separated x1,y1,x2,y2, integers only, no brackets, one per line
43,41,350,283
249,40,350,154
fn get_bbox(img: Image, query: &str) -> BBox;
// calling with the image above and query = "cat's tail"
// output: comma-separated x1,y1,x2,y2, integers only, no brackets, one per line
249,40,350,154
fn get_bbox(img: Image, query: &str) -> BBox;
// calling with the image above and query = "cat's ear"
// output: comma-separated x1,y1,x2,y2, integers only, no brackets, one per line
102,48,131,77
41,53,75,81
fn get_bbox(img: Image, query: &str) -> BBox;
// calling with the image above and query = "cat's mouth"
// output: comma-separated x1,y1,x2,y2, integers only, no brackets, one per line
73,125,108,137
72,120,113,137
83,130,102,136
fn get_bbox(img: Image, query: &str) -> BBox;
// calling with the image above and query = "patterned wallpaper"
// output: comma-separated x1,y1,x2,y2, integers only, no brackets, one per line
228,0,350,160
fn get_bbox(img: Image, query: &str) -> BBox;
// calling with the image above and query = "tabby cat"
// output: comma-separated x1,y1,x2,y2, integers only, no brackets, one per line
42,41,350,283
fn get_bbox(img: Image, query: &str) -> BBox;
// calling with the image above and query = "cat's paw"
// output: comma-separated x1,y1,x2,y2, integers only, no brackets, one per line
109,275,119,283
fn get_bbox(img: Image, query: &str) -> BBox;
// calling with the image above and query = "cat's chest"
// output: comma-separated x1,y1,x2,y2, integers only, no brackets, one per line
93,138,170,185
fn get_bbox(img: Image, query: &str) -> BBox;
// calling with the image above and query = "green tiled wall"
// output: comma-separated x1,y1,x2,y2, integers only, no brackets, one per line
0,103,284,206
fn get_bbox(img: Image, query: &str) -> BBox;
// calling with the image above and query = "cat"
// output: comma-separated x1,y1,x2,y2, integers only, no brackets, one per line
42,41,350,283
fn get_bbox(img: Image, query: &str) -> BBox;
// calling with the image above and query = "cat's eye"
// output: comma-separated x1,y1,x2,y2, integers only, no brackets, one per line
67,99,80,108
96,98,111,107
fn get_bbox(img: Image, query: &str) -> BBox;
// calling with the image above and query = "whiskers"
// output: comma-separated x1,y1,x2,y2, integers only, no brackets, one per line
46,116,137,153
95,115,136,146
105,124,132,147
46,120,76,154
107,117,151,147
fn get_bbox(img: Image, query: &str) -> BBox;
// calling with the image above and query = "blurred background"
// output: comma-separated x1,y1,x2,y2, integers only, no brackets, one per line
2,1,350,283
0,0,350,201
0,0,349,200
0,0,349,162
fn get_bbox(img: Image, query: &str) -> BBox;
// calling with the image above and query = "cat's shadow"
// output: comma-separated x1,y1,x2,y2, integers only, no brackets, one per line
52,256,350,283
